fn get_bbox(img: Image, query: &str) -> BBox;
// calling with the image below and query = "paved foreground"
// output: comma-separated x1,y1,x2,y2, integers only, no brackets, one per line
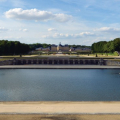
0,114,120,120
0,65,120,69
0,102,120,114
1,102,120,120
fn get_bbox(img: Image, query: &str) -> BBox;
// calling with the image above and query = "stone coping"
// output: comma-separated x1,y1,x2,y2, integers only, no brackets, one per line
0,102,120,114
0,65,120,69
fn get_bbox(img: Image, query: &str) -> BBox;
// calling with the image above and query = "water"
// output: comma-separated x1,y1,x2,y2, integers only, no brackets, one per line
0,69,120,101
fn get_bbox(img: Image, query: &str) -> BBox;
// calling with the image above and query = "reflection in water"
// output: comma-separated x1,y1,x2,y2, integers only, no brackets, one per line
0,69,120,101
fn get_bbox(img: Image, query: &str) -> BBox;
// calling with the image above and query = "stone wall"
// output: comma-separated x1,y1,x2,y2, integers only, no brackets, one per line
1,59,120,66
105,60,120,66
11,59,101,65
0,60,13,65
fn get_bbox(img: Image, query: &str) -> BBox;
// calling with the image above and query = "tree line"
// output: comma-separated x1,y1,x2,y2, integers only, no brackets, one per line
0,40,29,55
69,45,91,49
1,40,91,55
1,38,120,55
29,43,51,50
92,38,120,53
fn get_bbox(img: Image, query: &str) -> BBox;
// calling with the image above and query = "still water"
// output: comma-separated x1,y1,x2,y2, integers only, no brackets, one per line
0,69,120,101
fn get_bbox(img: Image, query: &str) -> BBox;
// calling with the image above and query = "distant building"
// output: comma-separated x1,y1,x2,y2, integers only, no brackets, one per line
51,44,57,51
42,47,50,51
74,47,83,52
83,48,91,52
35,43,91,52
74,47,91,52
69,47,75,51
35,47,50,51
35,47,42,51
57,42,69,51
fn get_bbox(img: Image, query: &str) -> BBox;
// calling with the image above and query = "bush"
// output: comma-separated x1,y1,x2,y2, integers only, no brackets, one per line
113,51,119,56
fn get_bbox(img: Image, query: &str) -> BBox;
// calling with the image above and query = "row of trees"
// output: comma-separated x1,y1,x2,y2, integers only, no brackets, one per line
1,38,120,55
0,40,91,55
0,40,30,55
69,45,91,49
92,38,120,53
29,43,51,51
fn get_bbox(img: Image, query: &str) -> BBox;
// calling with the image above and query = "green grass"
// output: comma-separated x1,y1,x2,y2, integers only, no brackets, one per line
0,51,119,62
0,56,49,61
81,52,119,57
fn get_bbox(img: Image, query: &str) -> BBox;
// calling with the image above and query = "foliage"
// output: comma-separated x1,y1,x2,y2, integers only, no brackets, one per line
113,51,119,56
29,43,51,50
92,38,120,53
0,40,30,55
69,44,91,49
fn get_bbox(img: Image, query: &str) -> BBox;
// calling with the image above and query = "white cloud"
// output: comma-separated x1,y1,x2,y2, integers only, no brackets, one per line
80,32,94,36
0,27,8,31
23,29,28,32
54,13,72,22
94,27,120,32
48,28,57,32
42,32,95,39
19,28,28,32
5,8,72,23
0,36,22,40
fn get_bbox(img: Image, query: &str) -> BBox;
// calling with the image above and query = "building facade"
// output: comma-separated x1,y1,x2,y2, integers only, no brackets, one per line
35,43,91,52
57,43,69,51
74,48,91,52
35,47,42,51
51,44,57,51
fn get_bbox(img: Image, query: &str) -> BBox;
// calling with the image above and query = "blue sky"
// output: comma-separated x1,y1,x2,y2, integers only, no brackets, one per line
0,0,120,45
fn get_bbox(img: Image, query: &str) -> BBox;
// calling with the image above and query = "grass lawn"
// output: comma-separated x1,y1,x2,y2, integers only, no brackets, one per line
0,52,119,62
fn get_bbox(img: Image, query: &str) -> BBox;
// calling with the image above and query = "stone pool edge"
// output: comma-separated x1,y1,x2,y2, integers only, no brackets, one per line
0,65,120,69
0,101,120,114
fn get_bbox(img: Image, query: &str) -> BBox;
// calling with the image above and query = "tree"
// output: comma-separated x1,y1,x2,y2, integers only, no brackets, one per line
0,40,30,55
92,41,107,53
113,38,120,51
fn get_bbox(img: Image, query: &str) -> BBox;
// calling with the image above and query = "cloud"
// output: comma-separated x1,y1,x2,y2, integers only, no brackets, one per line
19,28,28,32
48,28,57,32
54,13,72,22
94,27,120,32
42,32,95,39
23,29,28,32
0,36,22,40
0,27,8,31
79,32,94,36
5,8,72,23
42,33,72,39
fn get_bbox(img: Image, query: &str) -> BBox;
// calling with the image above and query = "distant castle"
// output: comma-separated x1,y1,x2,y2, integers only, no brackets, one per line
36,42,91,52
51,42,69,52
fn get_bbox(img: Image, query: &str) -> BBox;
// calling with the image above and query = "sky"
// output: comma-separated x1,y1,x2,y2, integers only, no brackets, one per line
0,0,120,45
